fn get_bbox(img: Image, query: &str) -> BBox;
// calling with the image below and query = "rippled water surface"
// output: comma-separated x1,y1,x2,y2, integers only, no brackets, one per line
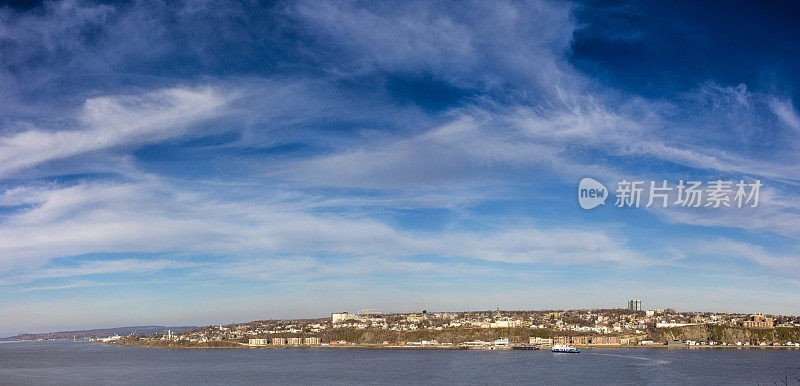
1,341,799,385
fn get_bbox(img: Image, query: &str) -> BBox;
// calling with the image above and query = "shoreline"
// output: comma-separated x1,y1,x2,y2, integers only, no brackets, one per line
101,341,800,351
3,339,800,351
9,340,800,351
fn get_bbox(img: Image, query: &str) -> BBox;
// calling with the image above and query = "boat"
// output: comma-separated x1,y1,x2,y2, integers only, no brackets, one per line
551,344,580,353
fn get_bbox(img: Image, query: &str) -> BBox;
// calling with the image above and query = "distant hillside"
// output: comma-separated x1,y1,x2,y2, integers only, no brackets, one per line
2,326,197,341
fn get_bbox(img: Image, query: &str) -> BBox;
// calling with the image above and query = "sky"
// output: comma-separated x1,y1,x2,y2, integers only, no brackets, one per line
1,0,799,336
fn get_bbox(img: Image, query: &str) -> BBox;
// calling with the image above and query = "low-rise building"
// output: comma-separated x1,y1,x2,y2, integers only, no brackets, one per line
529,337,553,345
462,340,491,346
554,336,620,345
590,336,620,345
493,338,509,346
271,337,288,345
303,337,321,345
286,337,302,345
248,338,269,346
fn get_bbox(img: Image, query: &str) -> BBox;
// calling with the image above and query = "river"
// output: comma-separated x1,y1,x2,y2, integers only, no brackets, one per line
1,341,799,385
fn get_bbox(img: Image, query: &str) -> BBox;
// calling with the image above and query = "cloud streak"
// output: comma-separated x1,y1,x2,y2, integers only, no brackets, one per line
0,177,648,275
0,86,230,177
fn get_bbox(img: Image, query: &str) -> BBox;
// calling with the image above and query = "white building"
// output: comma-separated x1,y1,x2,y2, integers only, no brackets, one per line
530,337,553,345
493,337,509,346
332,312,353,324
248,338,269,346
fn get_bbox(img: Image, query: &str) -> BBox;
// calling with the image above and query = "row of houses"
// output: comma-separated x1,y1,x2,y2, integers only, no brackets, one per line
553,336,628,345
249,337,322,346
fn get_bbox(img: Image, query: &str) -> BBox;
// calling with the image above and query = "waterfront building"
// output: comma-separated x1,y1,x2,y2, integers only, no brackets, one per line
303,337,321,345
286,337,302,345
462,340,491,346
493,338,509,346
572,336,589,345
554,336,621,345
248,338,269,346
271,337,288,345
590,336,620,345
529,337,552,345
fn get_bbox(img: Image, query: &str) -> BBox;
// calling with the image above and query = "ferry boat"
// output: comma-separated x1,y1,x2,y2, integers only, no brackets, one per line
551,344,580,353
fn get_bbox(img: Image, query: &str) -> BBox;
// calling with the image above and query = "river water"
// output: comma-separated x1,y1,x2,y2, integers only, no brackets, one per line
1,341,799,385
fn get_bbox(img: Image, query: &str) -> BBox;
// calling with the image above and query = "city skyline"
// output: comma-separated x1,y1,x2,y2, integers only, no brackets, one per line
6,302,797,340
1,0,800,337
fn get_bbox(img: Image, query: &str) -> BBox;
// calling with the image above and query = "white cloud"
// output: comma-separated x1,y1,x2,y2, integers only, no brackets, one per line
655,184,800,238
0,86,229,177
769,97,800,131
0,258,199,286
695,238,800,274
17,280,114,293
289,0,579,95
0,177,647,277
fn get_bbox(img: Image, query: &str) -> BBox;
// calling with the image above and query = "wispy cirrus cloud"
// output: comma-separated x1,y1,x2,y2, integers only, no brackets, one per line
288,0,578,93
695,239,800,274
0,258,199,287
16,280,116,293
0,86,230,177
0,176,648,275
769,97,800,132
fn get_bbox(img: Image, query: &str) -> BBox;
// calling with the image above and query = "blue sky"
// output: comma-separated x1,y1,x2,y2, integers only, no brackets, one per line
1,0,800,336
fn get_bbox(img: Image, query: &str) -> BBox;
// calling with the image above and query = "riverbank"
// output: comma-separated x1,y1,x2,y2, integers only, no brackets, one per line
106,339,800,351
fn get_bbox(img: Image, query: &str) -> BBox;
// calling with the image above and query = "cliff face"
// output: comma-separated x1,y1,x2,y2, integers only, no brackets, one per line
649,325,800,344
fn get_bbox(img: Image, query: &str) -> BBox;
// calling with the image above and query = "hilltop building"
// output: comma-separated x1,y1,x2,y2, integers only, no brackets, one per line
743,314,773,328
331,312,352,324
